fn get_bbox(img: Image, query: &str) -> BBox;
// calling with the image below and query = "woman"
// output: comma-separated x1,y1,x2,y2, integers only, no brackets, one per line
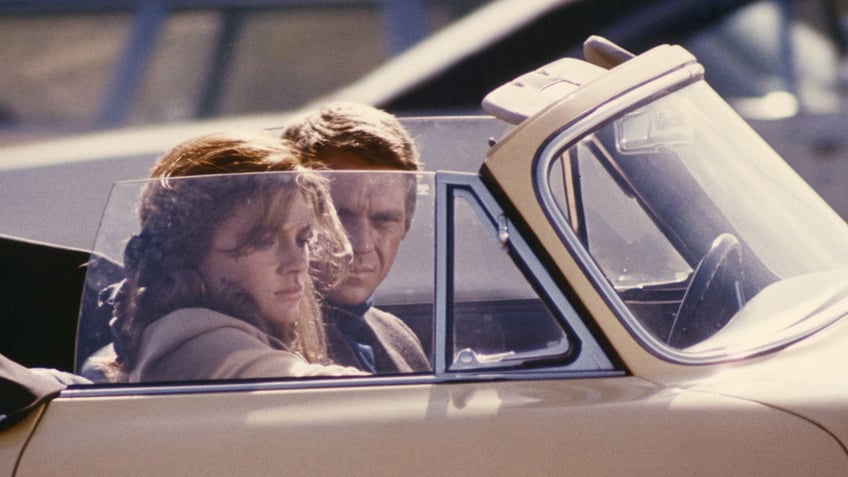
106,132,364,381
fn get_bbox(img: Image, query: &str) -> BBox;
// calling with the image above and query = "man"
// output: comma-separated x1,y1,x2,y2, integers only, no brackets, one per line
281,101,430,373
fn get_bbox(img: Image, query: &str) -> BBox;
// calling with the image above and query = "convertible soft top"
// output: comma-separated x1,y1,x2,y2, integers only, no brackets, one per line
0,353,66,429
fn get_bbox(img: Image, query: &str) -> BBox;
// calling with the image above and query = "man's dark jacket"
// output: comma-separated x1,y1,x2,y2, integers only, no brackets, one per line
324,304,430,373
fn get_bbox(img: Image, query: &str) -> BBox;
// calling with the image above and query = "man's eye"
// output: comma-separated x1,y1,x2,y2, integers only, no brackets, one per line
372,213,402,227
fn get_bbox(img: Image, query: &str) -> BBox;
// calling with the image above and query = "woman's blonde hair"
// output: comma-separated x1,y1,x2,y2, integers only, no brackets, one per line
111,132,351,371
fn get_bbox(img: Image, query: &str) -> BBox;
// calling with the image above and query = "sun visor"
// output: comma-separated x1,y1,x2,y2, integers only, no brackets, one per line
482,57,608,125
482,36,638,125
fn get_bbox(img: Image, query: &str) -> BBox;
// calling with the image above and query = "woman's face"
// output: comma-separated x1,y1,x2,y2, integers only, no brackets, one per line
199,193,312,328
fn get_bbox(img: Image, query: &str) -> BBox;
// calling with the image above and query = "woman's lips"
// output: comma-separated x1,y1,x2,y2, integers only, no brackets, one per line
274,284,303,300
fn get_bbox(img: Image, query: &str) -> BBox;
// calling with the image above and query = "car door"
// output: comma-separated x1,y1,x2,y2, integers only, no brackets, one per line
14,171,845,476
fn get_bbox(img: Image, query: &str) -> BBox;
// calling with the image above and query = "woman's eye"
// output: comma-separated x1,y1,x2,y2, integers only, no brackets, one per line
296,229,314,248
252,236,275,250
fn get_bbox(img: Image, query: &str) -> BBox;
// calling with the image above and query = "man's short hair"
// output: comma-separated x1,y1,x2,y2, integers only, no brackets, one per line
281,102,421,231
281,101,421,172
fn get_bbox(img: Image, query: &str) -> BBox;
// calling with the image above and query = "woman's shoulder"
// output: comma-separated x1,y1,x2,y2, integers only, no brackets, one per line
131,308,365,381
130,308,281,380
153,308,279,345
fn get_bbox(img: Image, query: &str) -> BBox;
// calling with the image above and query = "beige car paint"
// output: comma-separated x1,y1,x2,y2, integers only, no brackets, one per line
0,408,43,476
15,377,847,476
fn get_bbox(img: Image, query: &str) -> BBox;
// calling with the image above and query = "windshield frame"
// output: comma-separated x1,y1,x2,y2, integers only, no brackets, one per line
535,68,848,364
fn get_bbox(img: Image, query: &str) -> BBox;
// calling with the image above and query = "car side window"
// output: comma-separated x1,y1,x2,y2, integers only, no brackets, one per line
77,171,438,383
448,191,571,371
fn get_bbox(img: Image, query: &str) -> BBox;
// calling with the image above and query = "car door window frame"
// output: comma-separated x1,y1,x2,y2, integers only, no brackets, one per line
434,172,617,376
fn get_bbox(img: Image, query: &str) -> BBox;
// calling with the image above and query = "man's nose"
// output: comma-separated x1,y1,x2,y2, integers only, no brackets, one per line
346,217,376,254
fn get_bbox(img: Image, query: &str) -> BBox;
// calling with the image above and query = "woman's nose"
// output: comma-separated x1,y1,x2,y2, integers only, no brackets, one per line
275,241,308,274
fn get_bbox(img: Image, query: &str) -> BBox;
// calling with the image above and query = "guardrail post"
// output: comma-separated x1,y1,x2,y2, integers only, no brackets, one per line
97,1,167,127
382,0,427,55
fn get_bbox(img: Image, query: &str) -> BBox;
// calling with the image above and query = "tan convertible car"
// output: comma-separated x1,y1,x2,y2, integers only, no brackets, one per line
2,37,848,475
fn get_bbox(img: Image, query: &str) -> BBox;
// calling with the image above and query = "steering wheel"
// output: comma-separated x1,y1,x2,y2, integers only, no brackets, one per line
667,233,745,348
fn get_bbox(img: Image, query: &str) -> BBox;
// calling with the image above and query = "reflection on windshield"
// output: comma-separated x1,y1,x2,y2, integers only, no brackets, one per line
686,270,848,355
655,83,848,278
549,80,848,357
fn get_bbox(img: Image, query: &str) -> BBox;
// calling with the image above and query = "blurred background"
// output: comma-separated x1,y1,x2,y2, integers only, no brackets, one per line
2,0,848,214
0,0,490,144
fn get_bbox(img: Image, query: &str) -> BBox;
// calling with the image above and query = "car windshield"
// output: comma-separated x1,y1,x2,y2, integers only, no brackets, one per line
547,80,848,358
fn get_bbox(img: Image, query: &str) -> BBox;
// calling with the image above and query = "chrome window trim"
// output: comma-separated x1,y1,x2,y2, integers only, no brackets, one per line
61,369,626,399
436,172,615,373
61,375,436,398
434,169,450,375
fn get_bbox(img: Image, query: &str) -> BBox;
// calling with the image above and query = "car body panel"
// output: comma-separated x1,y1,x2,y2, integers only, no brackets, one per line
325,0,752,114
0,408,43,476
16,377,847,476
687,317,848,450
323,0,848,223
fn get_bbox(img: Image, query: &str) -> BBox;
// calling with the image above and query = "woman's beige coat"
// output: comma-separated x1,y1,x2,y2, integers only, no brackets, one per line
128,308,365,382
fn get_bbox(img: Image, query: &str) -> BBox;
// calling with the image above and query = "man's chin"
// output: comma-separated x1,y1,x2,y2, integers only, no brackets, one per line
326,287,372,307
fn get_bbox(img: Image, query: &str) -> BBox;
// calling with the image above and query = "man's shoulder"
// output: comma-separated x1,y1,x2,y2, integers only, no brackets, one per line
363,307,414,333
364,306,431,372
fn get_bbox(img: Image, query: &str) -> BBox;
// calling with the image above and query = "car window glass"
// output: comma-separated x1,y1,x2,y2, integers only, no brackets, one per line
449,194,569,370
548,140,693,341
76,171,436,383
551,141,692,289
353,172,436,359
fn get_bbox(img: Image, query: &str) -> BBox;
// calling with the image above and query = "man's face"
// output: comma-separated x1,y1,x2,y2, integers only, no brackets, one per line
326,172,408,306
